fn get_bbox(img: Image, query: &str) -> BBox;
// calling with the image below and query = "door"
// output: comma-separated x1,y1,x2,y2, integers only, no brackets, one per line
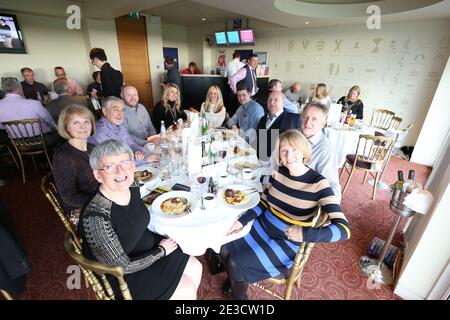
115,15,153,110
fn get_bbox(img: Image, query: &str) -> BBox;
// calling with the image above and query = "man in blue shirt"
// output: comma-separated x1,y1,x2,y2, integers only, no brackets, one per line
226,83,264,143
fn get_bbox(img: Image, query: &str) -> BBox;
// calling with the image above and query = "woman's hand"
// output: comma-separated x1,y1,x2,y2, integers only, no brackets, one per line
284,225,302,242
227,220,243,235
135,151,145,160
159,238,178,255
147,134,160,145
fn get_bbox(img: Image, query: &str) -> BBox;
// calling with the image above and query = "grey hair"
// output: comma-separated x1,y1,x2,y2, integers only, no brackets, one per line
302,102,328,120
89,139,134,170
1,77,20,92
101,96,124,110
53,79,69,95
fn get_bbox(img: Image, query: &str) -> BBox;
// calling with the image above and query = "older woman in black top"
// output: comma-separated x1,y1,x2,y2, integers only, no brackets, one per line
78,139,202,299
53,105,99,228
337,85,364,119
153,83,187,133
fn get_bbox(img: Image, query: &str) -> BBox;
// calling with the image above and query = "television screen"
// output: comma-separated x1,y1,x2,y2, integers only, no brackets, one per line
226,31,240,45
214,32,227,46
0,13,26,54
239,29,255,45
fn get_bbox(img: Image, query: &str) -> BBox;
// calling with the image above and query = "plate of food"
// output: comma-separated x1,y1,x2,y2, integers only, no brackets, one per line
227,156,261,176
151,191,197,218
218,184,260,210
233,145,252,157
134,167,158,184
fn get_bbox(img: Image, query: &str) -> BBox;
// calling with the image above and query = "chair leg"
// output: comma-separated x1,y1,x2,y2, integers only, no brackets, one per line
372,172,379,200
342,167,355,195
339,161,347,179
17,154,26,184
1,289,13,300
7,145,19,169
362,172,368,184
31,155,38,170
44,149,53,171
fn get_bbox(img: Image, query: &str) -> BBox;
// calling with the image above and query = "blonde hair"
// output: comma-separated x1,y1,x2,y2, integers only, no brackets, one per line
162,83,181,112
313,83,328,100
273,129,311,167
203,85,224,113
346,85,361,101
57,104,96,139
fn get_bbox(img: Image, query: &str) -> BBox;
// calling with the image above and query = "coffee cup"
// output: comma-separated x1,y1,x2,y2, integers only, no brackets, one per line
202,193,216,210
218,172,230,185
242,168,254,180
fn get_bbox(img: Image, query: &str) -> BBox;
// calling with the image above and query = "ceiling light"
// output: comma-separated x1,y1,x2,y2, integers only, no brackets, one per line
305,21,310,24
201,18,207,21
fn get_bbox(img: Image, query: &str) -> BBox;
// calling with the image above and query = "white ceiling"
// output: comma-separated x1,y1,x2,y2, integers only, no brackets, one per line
82,0,450,29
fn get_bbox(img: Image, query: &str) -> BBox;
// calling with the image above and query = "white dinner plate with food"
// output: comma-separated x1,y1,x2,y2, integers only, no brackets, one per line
217,184,260,210
151,191,197,218
134,166,159,184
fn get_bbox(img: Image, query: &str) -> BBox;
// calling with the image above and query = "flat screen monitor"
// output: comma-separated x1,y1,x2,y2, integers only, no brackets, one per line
214,31,227,46
0,13,26,54
226,31,240,45
239,29,255,45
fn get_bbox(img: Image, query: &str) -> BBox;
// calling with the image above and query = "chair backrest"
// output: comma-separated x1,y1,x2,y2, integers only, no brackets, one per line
63,232,132,300
41,173,82,250
355,134,395,166
2,119,47,153
390,116,403,130
370,109,396,130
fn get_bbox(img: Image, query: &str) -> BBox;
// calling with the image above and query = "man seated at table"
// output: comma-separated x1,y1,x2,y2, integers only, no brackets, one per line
263,79,298,114
256,91,300,160
300,102,341,199
46,79,96,123
49,66,84,100
226,83,264,143
0,77,59,147
20,67,49,104
121,85,159,147
88,96,158,166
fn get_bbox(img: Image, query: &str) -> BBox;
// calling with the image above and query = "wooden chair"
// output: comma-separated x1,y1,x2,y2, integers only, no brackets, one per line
63,232,132,300
2,119,53,184
41,173,81,249
370,109,396,130
340,134,395,200
253,208,329,300
389,117,403,130
0,289,13,300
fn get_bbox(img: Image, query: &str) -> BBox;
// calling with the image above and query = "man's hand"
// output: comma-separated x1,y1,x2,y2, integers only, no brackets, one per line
146,153,160,163
147,134,160,145
134,151,145,161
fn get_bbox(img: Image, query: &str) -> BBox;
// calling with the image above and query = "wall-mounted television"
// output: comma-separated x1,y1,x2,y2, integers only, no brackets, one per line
214,31,227,46
0,13,26,54
226,31,240,45
239,29,255,45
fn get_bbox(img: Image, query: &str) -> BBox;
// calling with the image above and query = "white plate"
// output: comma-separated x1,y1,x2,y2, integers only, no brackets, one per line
227,156,260,175
134,166,159,184
217,184,260,210
151,191,197,219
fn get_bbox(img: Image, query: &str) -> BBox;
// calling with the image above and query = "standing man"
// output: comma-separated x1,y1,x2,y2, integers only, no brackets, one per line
163,56,182,91
300,103,341,199
224,51,245,82
256,91,300,159
121,85,159,147
49,66,84,100
229,54,258,97
89,47,123,98
226,83,264,143
20,67,49,103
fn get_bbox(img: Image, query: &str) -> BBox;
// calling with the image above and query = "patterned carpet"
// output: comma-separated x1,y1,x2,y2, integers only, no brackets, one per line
0,156,431,300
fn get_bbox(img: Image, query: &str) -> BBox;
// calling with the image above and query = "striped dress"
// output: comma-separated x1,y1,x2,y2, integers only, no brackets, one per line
225,166,350,283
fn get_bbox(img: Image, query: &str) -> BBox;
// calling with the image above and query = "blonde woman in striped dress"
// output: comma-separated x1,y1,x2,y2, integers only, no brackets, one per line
221,129,350,299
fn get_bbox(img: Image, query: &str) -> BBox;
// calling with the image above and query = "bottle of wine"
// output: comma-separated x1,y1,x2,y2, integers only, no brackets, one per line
406,170,417,193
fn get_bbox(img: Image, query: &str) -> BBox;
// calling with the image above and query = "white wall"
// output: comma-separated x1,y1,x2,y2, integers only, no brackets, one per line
190,19,450,148
411,57,450,166
162,23,189,71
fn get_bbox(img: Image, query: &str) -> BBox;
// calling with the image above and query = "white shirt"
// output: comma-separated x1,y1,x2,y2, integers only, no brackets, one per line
224,59,245,81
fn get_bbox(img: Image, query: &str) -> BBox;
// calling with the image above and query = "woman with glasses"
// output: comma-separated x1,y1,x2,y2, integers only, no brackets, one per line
220,130,350,299
53,105,99,229
78,139,202,300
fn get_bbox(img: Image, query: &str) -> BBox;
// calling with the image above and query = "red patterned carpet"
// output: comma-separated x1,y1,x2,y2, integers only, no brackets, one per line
0,156,431,300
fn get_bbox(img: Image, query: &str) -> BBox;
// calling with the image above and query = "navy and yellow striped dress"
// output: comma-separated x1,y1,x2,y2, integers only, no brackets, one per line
225,166,350,283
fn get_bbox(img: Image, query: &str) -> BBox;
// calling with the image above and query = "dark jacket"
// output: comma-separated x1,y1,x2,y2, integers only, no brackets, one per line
337,96,364,119
46,95,97,123
100,63,123,98
166,67,182,91
152,100,187,133
0,200,31,294
256,111,301,160
238,65,257,96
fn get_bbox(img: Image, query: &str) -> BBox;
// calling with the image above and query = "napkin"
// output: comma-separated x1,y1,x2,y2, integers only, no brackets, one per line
202,162,227,177
403,189,434,215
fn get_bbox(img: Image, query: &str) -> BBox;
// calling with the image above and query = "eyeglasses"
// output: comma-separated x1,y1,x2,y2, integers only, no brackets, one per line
99,160,134,174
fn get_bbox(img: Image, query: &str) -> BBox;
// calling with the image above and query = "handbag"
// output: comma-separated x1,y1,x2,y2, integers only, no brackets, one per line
205,248,225,275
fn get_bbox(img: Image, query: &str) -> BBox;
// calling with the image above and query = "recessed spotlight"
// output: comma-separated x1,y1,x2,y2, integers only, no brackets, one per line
305,21,310,24
201,18,207,21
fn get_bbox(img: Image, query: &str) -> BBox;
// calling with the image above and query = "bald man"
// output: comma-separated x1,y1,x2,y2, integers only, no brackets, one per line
256,91,301,159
